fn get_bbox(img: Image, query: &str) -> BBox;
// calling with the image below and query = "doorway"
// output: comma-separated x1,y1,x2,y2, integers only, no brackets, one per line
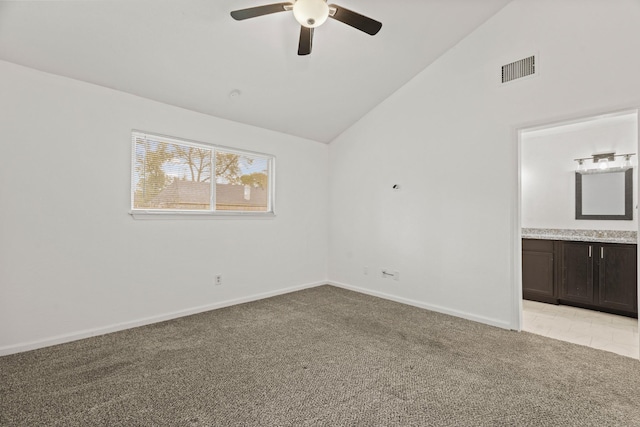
518,109,639,359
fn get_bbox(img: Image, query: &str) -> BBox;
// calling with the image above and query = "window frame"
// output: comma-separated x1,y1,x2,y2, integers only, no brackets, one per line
130,131,276,219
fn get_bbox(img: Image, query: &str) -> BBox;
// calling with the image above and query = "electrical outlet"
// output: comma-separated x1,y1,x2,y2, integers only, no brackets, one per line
364,266,369,275
215,274,222,286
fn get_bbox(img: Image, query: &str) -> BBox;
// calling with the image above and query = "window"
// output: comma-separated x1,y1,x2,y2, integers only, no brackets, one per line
131,132,274,215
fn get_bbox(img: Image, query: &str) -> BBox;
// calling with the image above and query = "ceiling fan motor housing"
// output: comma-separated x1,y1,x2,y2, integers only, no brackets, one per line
293,0,329,28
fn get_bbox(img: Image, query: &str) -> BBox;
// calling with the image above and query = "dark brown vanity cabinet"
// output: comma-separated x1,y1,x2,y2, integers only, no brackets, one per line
597,243,637,314
559,242,637,315
558,242,595,305
523,239,638,317
522,239,559,304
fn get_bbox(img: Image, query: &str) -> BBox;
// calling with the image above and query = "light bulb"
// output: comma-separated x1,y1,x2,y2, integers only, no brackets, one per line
598,158,609,170
577,160,586,172
293,0,329,28
623,155,632,169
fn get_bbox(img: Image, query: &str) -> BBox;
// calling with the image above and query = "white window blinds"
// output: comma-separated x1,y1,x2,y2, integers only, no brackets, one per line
132,132,274,214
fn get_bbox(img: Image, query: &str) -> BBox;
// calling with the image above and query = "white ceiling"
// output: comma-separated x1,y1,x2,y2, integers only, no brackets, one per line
0,0,511,143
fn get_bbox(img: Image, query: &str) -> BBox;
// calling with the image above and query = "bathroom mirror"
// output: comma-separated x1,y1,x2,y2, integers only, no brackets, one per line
575,168,633,220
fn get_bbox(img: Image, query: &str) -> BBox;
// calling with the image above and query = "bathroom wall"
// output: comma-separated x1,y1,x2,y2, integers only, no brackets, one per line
522,112,638,231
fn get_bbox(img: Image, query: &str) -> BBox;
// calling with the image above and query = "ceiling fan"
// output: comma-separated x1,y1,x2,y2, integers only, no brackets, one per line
230,0,382,55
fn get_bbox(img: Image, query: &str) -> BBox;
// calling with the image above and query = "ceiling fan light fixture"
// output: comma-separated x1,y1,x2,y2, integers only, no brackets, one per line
293,0,329,28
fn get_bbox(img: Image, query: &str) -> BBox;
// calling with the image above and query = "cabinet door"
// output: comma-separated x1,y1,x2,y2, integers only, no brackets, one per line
598,244,638,314
522,250,555,300
522,239,557,303
560,242,594,304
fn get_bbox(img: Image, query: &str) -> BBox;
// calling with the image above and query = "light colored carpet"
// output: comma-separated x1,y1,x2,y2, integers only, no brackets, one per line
1,285,639,426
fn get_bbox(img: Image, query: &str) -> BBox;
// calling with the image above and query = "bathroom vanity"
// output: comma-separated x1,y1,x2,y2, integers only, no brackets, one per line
522,228,638,318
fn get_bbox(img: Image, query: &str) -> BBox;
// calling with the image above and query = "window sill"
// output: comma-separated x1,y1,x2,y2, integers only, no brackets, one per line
130,210,276,220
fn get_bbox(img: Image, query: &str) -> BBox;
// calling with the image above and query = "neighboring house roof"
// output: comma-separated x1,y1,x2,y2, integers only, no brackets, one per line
150,180,210,207
216,182,267,206
149,180,267,208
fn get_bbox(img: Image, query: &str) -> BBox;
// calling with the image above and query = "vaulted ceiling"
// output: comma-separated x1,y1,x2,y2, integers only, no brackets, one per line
0,0,511,142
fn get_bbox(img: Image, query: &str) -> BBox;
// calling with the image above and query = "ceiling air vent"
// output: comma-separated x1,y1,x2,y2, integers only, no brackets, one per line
501,55,535,83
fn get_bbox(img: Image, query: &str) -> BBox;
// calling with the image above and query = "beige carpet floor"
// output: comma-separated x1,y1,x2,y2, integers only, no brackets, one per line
1,285,639,426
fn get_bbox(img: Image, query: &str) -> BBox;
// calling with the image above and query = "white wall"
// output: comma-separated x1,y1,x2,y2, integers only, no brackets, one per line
522,113,638,230
328,0,640,328
0,61,329,354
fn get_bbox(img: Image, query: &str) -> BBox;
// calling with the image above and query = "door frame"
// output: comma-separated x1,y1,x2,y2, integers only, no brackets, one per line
512,107,639,356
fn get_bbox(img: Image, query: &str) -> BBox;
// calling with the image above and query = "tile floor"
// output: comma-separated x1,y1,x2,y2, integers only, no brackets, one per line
522,300,639,359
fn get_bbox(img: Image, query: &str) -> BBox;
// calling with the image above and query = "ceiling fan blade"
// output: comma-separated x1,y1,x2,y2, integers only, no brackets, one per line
230,2,291,21
328,4,382,35
298,26,313,56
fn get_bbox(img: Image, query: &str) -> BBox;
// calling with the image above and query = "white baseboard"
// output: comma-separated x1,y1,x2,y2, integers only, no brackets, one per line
0,280,327,357
328,280,513,330
1,280,513,357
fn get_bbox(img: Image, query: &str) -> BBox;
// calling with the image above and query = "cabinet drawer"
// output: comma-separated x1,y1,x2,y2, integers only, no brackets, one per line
523,238,554,252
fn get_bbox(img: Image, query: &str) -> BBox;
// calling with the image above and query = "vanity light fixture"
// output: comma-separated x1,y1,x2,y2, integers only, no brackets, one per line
597,157,609,170
592,153,615,167
574,152,636,172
